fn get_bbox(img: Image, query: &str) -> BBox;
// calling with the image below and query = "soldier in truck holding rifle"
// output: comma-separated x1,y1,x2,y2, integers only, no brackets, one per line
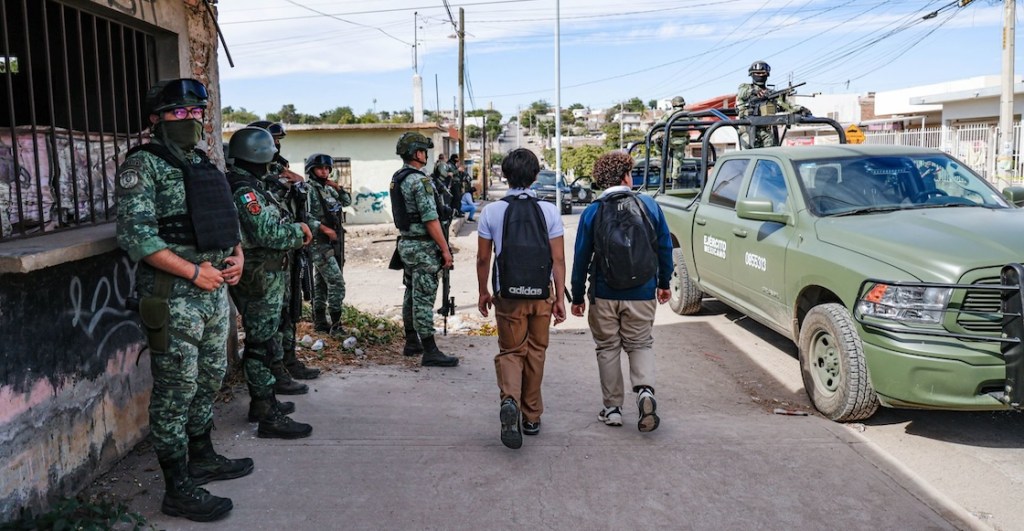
736,60,811,148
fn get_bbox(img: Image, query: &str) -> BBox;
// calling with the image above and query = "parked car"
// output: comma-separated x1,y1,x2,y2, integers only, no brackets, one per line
531,170,592,214
632,161,662,191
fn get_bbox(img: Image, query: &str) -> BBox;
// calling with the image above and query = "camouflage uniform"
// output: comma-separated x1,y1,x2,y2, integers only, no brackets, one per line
397,163,443,337
227,167,305,400
115,143,236,463
655,100,689,186
307,176,351,317
736,83,804,148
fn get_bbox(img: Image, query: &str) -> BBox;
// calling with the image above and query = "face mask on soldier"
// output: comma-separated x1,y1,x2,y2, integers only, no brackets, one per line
156,119,203,150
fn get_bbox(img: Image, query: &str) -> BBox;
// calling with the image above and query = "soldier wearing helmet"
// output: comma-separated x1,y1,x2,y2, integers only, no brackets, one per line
389,132,459,367
115,79,248,522
246,120,318,387
225,127,314,441
304,153,352,337
736,60,809,148
654,96,690,186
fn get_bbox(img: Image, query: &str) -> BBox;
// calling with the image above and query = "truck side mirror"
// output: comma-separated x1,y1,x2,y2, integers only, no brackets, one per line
1002,186,1024,207
737,199,791,225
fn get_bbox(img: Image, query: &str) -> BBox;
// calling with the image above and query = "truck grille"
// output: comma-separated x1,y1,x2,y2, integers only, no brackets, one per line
955,277,1002,333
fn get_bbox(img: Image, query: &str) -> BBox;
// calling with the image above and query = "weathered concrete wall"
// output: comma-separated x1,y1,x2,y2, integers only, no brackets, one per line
0,251,149,519
0,0,223,520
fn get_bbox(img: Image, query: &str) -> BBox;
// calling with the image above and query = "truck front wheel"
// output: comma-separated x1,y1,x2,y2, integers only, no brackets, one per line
669,248,702,315
798,303,879,422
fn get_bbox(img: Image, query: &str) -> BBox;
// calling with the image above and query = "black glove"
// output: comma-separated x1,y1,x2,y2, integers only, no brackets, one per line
798,107,813,117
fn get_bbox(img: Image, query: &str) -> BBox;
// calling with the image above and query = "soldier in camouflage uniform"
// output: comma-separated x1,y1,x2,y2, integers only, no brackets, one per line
115,78,250,522
655,96,689,186
304,153,352,336
226,127,315,439
736,61,809,148
247,121,321,383
390,132,459,367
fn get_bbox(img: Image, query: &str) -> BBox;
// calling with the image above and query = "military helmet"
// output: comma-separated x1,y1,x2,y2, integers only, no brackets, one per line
748,60,771,75
228,127,276,164
395,132,434,158
305,153,334,174
145,78,208,115
671,96,686,109
247,120,287,138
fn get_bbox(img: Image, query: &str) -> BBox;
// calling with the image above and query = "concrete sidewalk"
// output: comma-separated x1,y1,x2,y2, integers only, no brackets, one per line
126,327,976,530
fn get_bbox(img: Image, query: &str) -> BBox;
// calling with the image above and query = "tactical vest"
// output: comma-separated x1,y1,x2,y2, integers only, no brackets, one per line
389,167,423,231
227,169,292,266
129,143,240,252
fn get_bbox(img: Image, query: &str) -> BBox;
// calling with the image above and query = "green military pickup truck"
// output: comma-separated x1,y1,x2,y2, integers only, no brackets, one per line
656,142,1024,421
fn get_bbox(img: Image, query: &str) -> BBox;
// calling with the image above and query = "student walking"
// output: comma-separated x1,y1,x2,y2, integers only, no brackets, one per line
570,151,673,433
476,148,566,449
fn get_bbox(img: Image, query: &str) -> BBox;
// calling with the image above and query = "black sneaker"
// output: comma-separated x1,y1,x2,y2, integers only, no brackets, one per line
499,398,522,449
522,420,540,436
637,387,660,433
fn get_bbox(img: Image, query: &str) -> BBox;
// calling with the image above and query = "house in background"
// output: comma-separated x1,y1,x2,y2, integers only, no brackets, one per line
225,123,451,225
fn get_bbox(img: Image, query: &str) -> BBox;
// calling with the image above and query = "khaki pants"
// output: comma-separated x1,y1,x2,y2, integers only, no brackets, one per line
493,293,554,423
587,298,657,408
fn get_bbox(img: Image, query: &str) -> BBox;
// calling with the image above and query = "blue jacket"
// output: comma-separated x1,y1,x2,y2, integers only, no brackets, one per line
570,187,673,303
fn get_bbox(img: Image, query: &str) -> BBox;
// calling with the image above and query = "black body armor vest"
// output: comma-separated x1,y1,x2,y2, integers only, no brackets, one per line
129,143,240,252
389,167,423,231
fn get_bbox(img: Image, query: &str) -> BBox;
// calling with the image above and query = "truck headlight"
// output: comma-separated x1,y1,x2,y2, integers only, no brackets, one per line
855,283,952,325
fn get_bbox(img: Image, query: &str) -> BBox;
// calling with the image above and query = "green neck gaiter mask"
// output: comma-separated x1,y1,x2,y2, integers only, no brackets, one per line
155,119,202,150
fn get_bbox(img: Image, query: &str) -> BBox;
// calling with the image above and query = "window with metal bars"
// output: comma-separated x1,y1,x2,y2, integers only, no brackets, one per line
1,0,162,240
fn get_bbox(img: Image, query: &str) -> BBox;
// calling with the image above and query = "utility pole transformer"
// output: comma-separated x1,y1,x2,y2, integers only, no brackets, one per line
997,0,1016,182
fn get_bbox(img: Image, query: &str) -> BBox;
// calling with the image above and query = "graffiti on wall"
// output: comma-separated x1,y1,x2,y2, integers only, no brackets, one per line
0,251,143,394
69,256,141,359
355,190,389,214
105,0,157,20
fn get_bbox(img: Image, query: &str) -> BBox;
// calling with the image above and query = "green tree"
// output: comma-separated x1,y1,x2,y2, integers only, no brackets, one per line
648,99,657,110
466,124,481,139
320,106,356,124
561,144,608,179
468,109,503,139
624,97,645,113
222,106,260,124
529,100,551,114
358,110,378,123
568,102,585,111
389,109,413,123
274,104,299,124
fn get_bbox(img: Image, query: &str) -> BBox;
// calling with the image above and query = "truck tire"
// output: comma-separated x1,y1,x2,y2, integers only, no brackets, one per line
669,248,702,315
798,303,879,422
561,200,572,215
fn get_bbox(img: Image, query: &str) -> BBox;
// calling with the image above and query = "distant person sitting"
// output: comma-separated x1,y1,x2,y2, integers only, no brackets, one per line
461,187,477,222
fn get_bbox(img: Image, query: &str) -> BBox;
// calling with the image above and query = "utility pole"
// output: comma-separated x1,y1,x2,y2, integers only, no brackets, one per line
619,101,624,150
555,0,563,214
458,7,465,163
516,104,522,149
997,0,1016,183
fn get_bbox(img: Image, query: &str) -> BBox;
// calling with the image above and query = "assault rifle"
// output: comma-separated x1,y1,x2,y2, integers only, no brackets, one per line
435,185,456,336
744,82,806,116
289,182,313,320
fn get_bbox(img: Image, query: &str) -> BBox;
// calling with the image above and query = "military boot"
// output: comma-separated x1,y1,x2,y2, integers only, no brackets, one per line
420,335,459,367
313,307,330,333
246,394,295,423
159,457,233,522
270,361,309,395
329,310,345,338
402,330,424,357
284,343,320,380
187,429,254,486
250,398,313,439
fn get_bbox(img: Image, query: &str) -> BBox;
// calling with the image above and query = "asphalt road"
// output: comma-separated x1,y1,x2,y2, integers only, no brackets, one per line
339,186,1022,531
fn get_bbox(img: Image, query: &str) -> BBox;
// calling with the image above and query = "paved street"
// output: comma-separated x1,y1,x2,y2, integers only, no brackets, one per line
85,182,989,530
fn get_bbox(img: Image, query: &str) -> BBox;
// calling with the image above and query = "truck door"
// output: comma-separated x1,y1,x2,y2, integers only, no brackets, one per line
691,158,750,299
732,158,793,326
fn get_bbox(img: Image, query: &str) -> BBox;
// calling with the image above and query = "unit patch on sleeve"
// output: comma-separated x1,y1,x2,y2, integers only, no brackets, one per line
241,191,261,215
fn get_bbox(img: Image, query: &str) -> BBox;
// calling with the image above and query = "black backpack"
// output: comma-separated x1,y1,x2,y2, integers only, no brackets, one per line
593,191,658,290
494,194,552,299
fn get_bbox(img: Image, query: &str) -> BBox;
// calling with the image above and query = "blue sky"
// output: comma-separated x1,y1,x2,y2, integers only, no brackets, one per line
217,0,1020,121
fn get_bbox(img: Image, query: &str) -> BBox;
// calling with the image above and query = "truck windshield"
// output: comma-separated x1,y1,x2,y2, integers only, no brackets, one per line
797,154,1010,216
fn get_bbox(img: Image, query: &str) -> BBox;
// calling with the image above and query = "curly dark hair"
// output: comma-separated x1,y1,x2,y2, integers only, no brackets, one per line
592,151,634,189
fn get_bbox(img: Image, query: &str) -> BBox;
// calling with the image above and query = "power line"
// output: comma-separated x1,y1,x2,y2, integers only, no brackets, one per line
280,0,412,46
221,0,540,25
